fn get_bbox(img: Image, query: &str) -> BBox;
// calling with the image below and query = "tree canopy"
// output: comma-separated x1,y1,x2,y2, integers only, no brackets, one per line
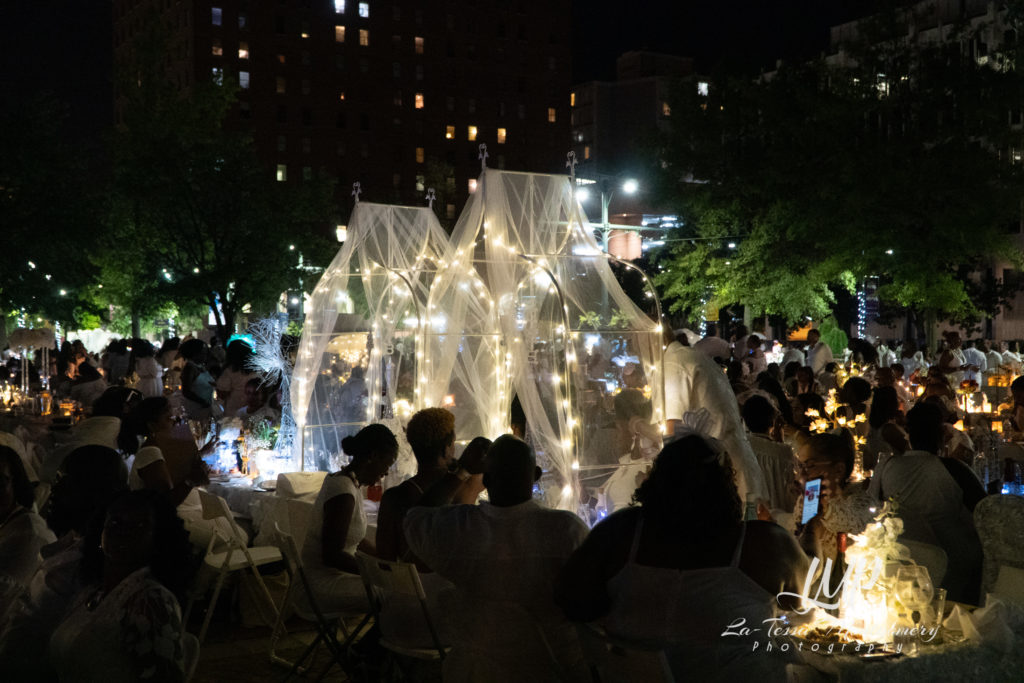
653,12,1024,329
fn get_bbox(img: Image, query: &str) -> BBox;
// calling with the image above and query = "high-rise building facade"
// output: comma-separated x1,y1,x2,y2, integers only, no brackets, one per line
113,0,571,222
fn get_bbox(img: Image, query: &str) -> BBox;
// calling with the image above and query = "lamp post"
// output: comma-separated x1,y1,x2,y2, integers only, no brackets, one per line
577,176,639,254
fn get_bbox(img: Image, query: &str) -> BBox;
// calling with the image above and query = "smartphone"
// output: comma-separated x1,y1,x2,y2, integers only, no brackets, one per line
801,478,822,525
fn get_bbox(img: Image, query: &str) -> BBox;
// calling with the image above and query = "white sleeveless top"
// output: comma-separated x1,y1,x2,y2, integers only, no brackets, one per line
605,519,785,682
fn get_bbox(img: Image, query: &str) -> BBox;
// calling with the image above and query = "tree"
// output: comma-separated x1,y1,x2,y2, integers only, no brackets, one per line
104,28,336,339
0,93,106,330
653,10,1024,332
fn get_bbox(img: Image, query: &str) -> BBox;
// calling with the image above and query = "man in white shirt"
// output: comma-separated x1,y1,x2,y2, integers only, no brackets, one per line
805,328,834,376
693,329,732,362
961,340,987,385
780,341,805,369
404,435,588,683
663,337,768,506
983,340,1004,376
867,402,982,604
741,396,798,524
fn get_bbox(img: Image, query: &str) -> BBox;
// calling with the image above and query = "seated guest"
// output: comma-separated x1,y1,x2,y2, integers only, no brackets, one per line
792,365,820,397
0,447,55,600
235,377,280,425
555,435,808,683
120,397,208,505
49,490,192,682
782,361,802,397
0,446,126,681
796,432,875,572
601,389,662,514
70,359,108,409
817,362,839,394
303,424,398,613
405,435,589,683
41,387,139,483
742,396,799,520
863,385,910,471
377,409,482,564
868,402,983,604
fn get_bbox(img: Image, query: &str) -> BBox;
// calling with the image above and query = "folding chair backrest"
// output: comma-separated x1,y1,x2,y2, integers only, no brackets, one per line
197,489,247,547
355,552,427,601
575,623,675,683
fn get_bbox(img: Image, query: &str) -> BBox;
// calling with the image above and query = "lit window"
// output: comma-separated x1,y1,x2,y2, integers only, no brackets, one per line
547,107,556,123
211,67,224,84
697,81,709,96
467,125,477,141
212,7,222,25
416,147,424,163
359,29,369,46
446,204,455,219
335,25,345,42
445,125,455,139
415,93,424,109
276,164,287,182
415,36,424,54
239,71,250,89
584,145,590,159
570,92,575,107
277,54,286,64
339,91,346,101
416,174,425,191
468,179,478,193
497,127,506,144
276,77,286,94
238,42,249,59
334,0,346,12
212,40,223,56
359,2,369,18
662,102,671,116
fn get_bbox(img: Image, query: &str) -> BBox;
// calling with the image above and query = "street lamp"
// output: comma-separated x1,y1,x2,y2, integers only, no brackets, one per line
577,175,639,253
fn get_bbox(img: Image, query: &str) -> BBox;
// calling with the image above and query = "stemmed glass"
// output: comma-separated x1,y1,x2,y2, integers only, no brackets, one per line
895,565,934,653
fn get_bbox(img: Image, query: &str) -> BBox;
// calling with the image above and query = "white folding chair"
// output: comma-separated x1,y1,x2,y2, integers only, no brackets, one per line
270,522,370,680
575,622,674,683
355,552,449,663
975,494,1024,597
183,489,283,643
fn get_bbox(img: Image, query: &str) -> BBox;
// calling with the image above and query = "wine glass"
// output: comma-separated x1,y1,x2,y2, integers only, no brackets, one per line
896,565,934,652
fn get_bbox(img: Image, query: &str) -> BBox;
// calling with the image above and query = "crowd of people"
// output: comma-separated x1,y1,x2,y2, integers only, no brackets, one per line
0,334,285,681
0,320,1014,681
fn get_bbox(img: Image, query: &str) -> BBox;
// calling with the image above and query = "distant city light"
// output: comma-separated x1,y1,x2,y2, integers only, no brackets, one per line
336,225,348,242
728,242,736,248
622,179,639,194
886,249,894,255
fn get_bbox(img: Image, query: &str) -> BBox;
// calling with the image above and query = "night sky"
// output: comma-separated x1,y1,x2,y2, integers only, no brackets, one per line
573,0,864,82
1,0,866,138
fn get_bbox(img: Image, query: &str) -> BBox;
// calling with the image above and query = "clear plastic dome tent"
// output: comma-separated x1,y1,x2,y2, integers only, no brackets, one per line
292,168,666,517
291,201,451,475
420,168,665,514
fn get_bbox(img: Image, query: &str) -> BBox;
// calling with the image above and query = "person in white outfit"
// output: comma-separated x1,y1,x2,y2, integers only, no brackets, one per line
555,434,808,683
805,328,834,377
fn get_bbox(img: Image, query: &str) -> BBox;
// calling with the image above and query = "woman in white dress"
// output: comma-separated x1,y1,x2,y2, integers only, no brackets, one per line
302,424,398,613
50,490,193,682
215,340,257,417
556,435,808,683
133,341,164,399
